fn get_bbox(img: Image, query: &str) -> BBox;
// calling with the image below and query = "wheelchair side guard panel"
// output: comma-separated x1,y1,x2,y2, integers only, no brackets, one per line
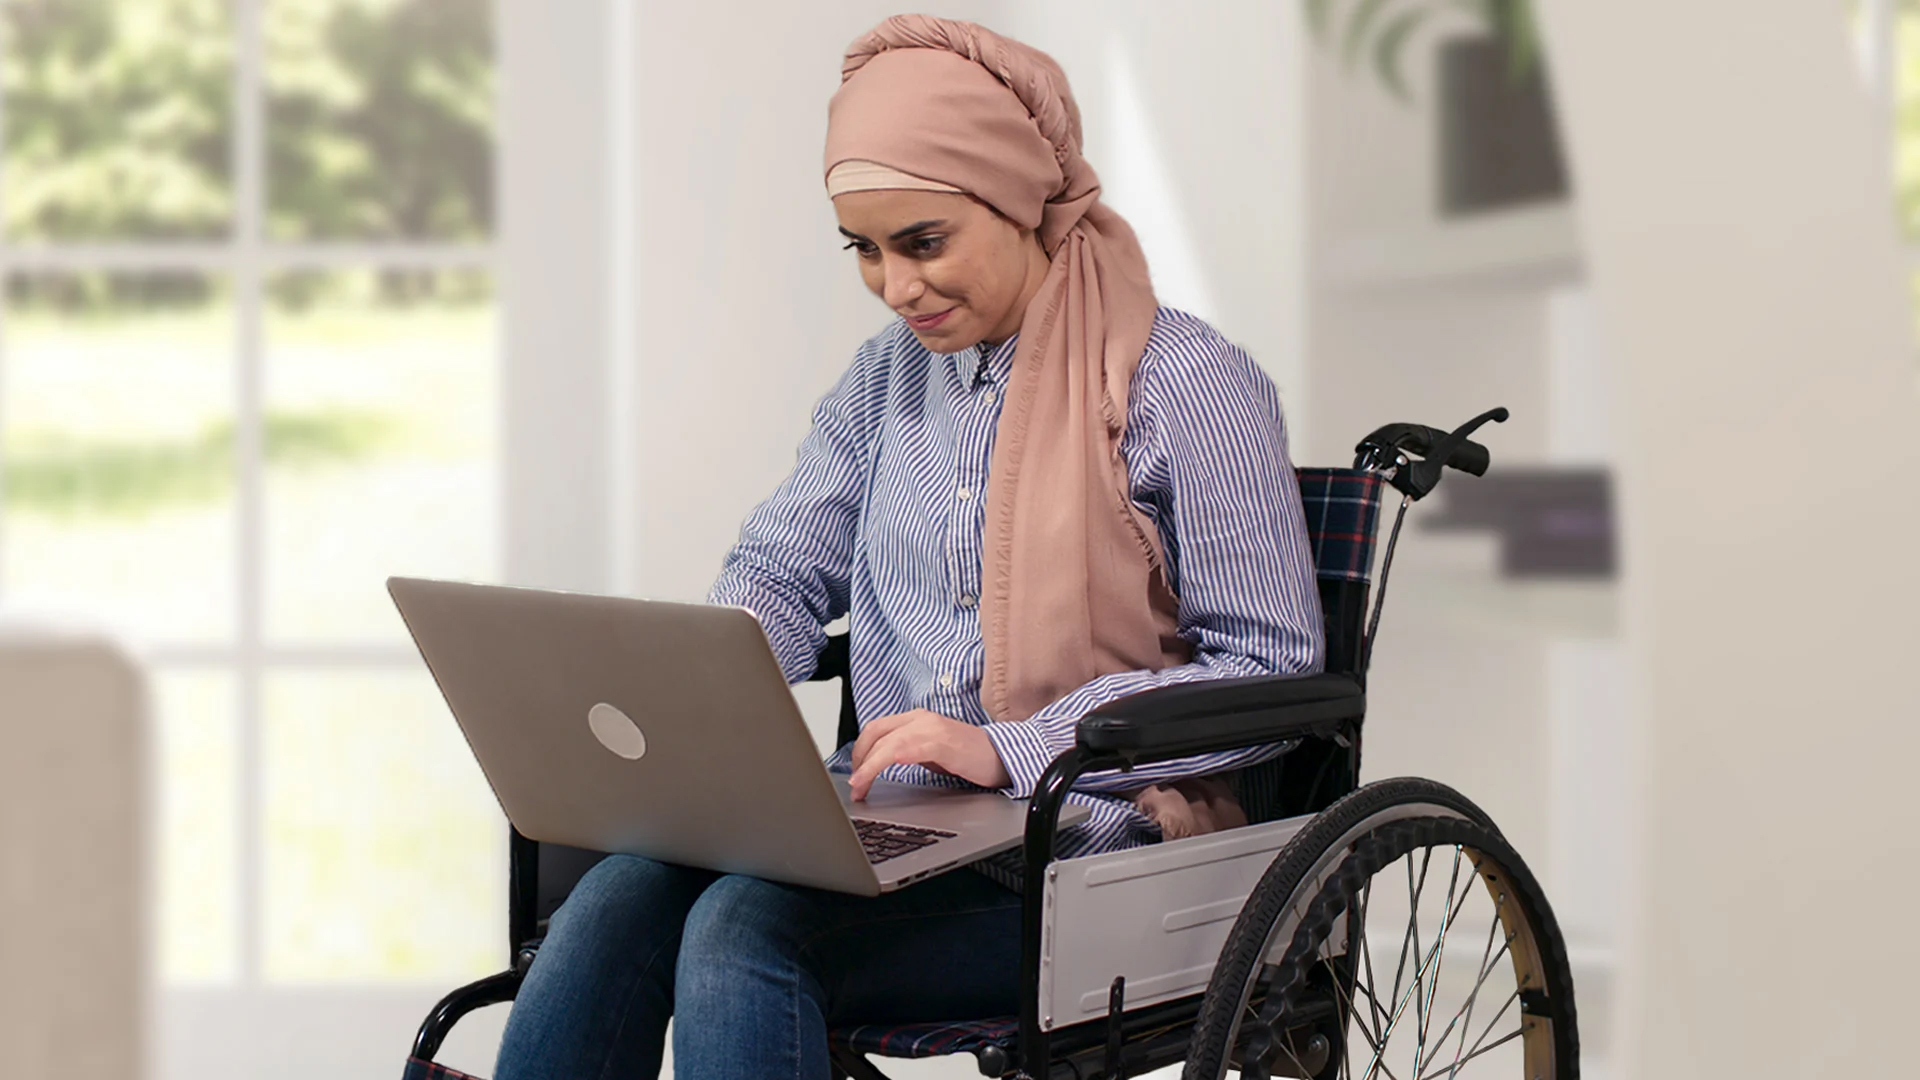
1038,813,1313,1030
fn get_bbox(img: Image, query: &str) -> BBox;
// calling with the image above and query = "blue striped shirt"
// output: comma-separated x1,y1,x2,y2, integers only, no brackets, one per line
708,307,1324,886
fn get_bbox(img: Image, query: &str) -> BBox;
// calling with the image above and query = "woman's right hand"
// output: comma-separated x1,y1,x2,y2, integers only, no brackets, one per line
847,709,1012,800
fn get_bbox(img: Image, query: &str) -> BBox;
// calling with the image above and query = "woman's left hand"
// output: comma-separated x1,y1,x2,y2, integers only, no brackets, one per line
847,709,1012,800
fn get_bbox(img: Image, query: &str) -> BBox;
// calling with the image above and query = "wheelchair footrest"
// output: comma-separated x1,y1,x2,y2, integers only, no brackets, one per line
829,1016,1019,1061
404,1056,486,1080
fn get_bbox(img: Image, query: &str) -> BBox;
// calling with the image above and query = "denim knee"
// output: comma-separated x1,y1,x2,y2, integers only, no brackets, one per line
497,856,714,1080
675,874,810,988
543,854,696,952
680,874,799,953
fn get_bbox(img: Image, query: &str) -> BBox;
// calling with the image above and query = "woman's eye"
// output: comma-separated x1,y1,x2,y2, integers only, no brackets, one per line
842,240,879,258
910,236,945,256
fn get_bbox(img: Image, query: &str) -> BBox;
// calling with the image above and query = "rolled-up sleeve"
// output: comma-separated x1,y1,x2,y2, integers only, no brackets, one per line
981,330,1325,797
706,351,877,683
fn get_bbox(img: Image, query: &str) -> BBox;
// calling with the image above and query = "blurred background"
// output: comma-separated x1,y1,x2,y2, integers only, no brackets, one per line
0,1,1915,1078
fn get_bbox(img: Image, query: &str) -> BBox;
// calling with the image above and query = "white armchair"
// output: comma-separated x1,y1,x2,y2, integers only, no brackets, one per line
0,620,148,1080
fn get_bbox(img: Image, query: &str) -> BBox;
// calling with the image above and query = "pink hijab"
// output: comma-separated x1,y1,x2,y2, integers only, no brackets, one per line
826,16,1242,838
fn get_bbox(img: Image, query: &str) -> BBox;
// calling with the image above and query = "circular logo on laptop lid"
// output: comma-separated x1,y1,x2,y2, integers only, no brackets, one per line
587,702,647,760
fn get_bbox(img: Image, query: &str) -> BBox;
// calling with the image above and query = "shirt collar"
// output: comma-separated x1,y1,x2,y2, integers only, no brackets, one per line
956,334,1018,390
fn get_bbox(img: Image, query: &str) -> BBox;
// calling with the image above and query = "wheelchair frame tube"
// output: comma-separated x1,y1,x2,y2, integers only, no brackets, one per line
508,826,541,959
1019,744,1129,1077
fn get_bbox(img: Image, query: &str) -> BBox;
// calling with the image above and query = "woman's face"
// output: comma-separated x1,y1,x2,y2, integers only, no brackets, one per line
833,189,1050,353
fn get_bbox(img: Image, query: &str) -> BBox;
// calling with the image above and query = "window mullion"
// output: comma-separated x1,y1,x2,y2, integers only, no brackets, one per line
1873,0,1898,133
233,0,266,990
0,31,9,597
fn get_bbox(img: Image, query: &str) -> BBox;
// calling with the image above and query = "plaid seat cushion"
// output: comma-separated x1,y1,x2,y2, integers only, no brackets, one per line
403,1057,485,1080
1295,467,1384,583
830,1015,1019,1060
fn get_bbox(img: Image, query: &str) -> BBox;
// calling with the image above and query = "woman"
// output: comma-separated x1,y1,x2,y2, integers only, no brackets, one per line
493,16,1323,1079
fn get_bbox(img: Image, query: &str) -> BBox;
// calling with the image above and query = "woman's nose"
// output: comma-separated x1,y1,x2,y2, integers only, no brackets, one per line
882,258,925,310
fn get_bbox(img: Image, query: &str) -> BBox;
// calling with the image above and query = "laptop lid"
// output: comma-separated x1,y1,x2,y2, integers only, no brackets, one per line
388,577,887,894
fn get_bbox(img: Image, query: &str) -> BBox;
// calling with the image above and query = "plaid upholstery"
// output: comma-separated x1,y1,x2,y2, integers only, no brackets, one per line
403,1057,485,1080
830,1016,1020,1060
1296,467,1385,583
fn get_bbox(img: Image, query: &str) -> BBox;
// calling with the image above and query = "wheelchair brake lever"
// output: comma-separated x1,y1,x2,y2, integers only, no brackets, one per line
1401,407,1509,499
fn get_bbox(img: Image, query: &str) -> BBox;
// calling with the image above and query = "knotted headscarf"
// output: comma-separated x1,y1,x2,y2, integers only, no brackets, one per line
826,16,1242,838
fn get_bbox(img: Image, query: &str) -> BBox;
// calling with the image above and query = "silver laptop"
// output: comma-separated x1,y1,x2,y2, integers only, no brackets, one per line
387,576,1085,895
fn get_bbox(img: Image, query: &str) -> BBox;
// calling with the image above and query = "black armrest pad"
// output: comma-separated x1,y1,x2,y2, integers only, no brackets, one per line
1077,672,1364,758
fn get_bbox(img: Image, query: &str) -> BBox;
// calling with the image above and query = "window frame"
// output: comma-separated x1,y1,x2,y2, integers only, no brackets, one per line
0,0,621,1011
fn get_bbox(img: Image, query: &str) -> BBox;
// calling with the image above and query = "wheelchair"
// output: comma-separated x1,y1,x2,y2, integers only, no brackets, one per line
404,407,1578,1080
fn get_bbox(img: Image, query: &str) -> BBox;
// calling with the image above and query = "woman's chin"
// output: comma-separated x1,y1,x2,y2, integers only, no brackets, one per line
910,324,981,355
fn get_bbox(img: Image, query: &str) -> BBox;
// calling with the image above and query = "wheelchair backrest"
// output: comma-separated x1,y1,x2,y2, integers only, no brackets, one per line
1294,467,1386,678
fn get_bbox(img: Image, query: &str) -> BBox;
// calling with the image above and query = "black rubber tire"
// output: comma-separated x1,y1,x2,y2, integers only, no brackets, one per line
1183,777,1578,1080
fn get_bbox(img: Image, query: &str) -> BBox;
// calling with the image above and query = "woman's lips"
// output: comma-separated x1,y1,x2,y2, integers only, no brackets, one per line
906,308,955,331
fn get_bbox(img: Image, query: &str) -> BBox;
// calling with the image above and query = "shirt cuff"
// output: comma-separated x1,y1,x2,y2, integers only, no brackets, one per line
982,718,1070,799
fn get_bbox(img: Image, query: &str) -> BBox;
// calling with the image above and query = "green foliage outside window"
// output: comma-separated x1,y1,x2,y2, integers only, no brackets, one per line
0,0,492,310
265,0,492,246
2,0,234,242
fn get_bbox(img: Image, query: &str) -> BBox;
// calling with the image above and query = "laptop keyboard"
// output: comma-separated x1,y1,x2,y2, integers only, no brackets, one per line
852,818,958,864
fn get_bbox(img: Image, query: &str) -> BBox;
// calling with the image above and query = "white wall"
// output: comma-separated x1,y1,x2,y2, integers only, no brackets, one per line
620,2,1002,605
1536,2,1920,1075
501,0,616,593
1000,0,1310,445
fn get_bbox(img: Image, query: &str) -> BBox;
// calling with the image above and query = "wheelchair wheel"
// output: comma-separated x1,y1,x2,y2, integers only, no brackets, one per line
1184,778,1578,1080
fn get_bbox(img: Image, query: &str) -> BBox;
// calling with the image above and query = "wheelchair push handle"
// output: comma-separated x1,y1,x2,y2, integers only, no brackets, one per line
1354,406,1508,499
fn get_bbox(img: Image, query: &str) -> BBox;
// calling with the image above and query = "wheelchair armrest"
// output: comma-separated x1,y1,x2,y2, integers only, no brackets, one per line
1076,672,1364,761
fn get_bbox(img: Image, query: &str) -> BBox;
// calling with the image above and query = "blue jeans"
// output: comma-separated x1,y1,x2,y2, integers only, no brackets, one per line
491,854,1024,1079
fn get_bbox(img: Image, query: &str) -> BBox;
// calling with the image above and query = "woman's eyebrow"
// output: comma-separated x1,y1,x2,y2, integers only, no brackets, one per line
838,221,948,243
887,219,946,240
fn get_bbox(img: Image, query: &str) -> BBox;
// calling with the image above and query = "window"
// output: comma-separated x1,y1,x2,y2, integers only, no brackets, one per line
0,0,502,990
1854,0,1920,349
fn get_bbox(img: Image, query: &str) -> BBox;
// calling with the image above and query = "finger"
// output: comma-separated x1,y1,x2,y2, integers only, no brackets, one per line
849,732,911,800
850,711,916,768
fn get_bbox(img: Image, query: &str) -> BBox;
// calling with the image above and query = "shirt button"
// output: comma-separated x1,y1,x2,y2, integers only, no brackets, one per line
959,594,976,607
939,673,955,688
956,486,974,501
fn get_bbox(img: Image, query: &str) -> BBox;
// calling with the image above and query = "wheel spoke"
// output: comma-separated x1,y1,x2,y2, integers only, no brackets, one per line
1417,1026,1524,1080
1358,918,1515,1080
1357,877,1466,1080
1359,880,1386,1039
1341,1007,1356,1080
1328,1000,1405,1080
1447,987,1521,1078
1409,852,1429,1072
1330,957,1386,1059
1387,852,1431,1033
1426,897,1518,1073
1334,983,1410,1080
1410,847,1467,1078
